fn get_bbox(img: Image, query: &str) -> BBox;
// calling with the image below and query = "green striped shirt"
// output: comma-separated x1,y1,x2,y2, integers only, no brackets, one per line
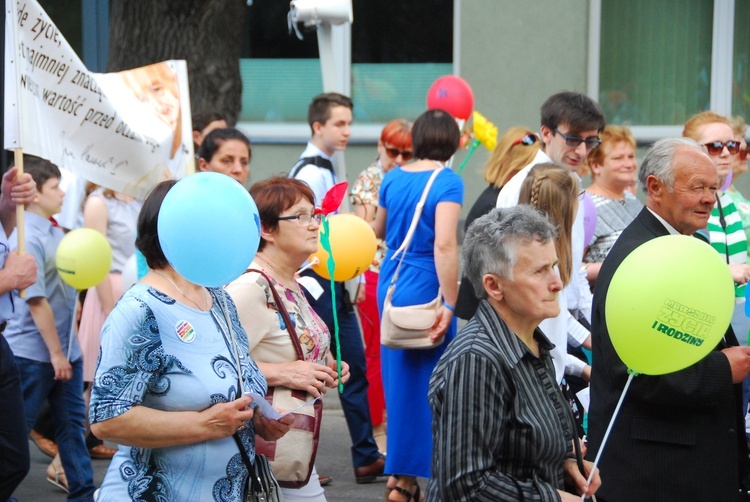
708,191,748,298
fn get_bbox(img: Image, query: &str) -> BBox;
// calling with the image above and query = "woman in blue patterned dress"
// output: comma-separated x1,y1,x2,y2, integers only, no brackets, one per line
372,109,464,502
90,180,292,501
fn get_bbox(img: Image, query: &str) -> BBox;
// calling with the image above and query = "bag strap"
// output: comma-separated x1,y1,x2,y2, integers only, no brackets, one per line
233,433,264,496
389,164,444,287
290,155,334,178
245,268,304,361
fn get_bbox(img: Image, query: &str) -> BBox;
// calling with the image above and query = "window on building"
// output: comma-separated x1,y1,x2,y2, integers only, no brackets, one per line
733,0,750,120
598,0,713,126
596,0,749,132
239,0,453,126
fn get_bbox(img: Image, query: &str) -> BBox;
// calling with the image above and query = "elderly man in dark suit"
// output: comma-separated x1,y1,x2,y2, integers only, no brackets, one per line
586,137,750,502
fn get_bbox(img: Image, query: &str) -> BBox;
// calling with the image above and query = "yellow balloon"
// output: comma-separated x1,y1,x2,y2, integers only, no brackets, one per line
56,228,112,290
605,235,734,375
311,214,377,281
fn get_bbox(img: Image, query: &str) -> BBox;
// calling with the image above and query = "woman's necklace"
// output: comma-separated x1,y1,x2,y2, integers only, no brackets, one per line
256,254,298,289
153,270,208,311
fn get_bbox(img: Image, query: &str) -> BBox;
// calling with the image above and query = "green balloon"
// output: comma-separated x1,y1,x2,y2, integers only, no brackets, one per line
605,235,734,375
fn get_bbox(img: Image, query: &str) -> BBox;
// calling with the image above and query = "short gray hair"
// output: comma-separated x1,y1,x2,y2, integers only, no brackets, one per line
638,137,704,194
462,206,558,299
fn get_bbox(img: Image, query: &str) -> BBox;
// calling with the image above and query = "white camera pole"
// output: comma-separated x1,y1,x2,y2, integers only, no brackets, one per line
289,0,353,203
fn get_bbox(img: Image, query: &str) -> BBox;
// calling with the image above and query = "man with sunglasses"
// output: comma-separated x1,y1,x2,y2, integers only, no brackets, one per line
291,93,386,485
497,92,605,389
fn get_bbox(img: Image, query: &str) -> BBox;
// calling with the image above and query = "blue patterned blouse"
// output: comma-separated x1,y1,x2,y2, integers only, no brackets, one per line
90,283,267,501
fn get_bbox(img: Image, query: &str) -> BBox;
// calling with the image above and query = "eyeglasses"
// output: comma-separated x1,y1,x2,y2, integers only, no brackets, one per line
384,145,413,161
278,212,322,225
703,140,741,156
511,134,538,147
553,129,602,150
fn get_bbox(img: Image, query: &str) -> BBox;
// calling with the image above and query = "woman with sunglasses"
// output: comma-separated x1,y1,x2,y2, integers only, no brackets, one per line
683,111,750,299
581,126,643,286
725,116,750,243
455,126,540,320
226,176,350,501
349,118,412,454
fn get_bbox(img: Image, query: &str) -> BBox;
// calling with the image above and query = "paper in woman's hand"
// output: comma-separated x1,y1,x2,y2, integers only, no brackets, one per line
246,392,320,420
245,392,282,420
280,396,320,417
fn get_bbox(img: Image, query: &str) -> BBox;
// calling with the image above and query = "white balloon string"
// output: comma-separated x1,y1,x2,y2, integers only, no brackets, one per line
581,371,636,500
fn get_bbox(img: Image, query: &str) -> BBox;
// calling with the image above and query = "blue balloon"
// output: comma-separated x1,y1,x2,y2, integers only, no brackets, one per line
158,172,260,287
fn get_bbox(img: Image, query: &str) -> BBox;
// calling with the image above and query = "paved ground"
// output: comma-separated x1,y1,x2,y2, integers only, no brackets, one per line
12,391,401,501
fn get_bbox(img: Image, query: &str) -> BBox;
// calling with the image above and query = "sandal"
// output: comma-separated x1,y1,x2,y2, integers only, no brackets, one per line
46,462,69,494
388,480,421,502
384,474,399,499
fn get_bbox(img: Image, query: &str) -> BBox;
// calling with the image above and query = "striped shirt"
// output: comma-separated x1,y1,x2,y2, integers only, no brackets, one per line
427,300,574,501
583,192,643,263
708,191,748,298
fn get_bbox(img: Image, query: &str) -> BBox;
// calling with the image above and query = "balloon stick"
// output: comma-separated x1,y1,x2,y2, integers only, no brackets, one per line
320,216,344,393
457,139,480,175
581,370,638,500
297,257,319,275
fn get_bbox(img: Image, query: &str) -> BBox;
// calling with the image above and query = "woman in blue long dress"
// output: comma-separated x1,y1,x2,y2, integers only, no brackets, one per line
373,109,464,501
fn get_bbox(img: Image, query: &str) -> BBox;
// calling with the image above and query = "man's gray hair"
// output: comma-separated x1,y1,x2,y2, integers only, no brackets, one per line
462,205,558,299
638,137,704,194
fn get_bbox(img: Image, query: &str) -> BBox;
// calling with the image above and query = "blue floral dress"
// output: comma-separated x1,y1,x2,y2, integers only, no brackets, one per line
90,284,267,501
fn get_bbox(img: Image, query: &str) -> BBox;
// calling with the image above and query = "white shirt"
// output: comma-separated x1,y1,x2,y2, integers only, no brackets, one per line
292,143,336,206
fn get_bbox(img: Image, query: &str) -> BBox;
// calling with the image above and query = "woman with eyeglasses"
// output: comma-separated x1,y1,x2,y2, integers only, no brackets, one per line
349,118,412,454
455,126,540,320
581,126,643,286
226,176,350,501
683,111,750,298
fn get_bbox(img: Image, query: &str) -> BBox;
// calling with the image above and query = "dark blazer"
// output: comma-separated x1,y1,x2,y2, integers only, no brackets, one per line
586,207,748,502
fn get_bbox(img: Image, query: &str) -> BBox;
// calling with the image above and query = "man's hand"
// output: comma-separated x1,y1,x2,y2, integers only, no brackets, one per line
3,251,36,290
0,167,36,210
722,346,750,383
50,351,72,381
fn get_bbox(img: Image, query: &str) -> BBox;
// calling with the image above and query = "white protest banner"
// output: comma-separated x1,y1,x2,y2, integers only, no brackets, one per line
4,0,194,199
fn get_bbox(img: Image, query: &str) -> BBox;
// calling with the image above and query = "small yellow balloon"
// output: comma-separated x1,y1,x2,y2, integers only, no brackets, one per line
56,228,112,290
311,214,377,281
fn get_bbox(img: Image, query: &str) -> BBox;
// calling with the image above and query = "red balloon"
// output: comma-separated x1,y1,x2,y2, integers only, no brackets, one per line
426,75,474,120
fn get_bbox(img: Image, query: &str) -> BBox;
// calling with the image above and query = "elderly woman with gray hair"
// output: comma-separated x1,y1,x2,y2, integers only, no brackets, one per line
427,206,600,501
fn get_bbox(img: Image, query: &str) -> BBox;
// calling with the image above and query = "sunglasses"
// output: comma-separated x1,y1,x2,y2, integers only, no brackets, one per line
384,145,413,161
512,133,538,147
554,129,602,150
703,140,741,156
